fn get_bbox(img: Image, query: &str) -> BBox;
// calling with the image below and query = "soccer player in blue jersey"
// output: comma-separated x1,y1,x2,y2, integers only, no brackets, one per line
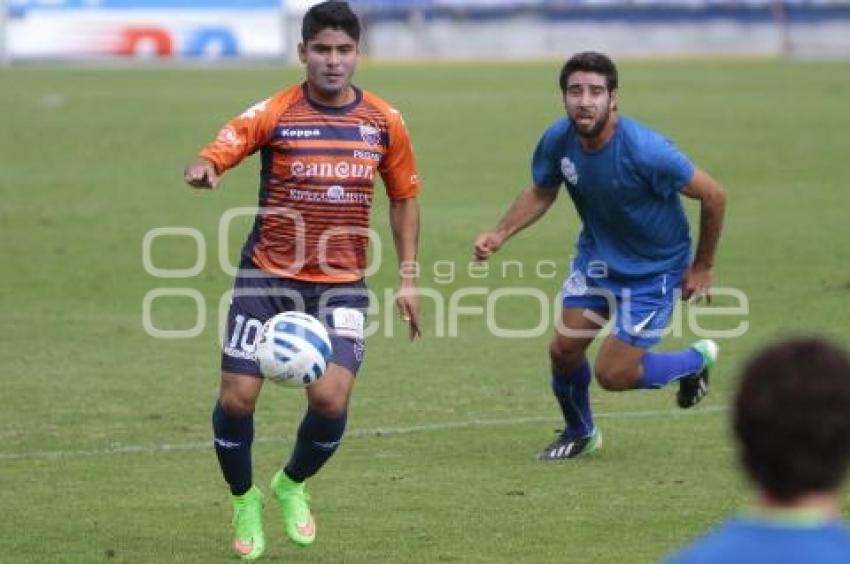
474,51,727,459
667,337,850,563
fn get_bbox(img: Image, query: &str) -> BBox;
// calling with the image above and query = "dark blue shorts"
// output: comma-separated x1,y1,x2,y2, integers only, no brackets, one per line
221,259,369,378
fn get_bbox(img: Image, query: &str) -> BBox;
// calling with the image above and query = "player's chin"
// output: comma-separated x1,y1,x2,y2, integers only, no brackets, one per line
575,122,600,137
318,76,349,93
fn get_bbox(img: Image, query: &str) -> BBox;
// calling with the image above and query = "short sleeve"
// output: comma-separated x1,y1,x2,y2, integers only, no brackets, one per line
199,96,281,173
645,135,695,198
379,109,420,200
531,123,565,190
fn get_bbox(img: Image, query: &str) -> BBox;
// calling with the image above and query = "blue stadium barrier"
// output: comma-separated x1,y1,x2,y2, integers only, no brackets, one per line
183,27,240,57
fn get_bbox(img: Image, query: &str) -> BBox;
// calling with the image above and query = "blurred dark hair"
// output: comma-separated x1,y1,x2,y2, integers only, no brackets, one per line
559,51,618,93
302,1,360,44
735,337,850,502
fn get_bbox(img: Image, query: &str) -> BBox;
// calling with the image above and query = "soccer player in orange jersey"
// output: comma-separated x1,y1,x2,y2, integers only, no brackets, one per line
183,2,421,559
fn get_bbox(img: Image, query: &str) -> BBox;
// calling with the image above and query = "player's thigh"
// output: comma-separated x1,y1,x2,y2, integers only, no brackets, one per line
595,271,682,388
313,282,369,378
306,363,355,418
306,282,368,418
550,307,609,369
221,265,301,378
609,270,681,350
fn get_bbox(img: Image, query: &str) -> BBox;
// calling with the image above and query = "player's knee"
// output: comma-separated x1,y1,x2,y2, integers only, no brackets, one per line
549,337,584,373
308,391,348,418
307,385,348,418
594,361,638,391
218,390,257,416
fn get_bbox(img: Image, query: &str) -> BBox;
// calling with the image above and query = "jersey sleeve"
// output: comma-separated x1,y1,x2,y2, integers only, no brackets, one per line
644,134,695,198
531,123,565,190
198,97,280,174
379,108,420,200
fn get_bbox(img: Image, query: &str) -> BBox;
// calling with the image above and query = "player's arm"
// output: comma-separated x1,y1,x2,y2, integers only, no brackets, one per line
680,168,727,302
183,97,278,190
380,107,422,340
390,196,421,340
473,184,558,261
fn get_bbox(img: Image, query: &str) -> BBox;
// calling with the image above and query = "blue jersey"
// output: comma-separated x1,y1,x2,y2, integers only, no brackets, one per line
666,516,850,564
532,116,695,279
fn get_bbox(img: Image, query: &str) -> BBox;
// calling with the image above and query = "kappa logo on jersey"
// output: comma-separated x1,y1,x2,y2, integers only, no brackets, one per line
359,123,381,147
278,127,321,139
561,157,579,185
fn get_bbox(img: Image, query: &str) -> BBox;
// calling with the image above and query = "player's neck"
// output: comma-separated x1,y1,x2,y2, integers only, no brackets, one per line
305,83,356,108
752,490,841,523
579,113,618,152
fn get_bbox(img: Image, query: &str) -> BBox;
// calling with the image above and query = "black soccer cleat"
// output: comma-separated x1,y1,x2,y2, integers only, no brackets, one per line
677,370,709,409
676,339,718,409
537,428,602,461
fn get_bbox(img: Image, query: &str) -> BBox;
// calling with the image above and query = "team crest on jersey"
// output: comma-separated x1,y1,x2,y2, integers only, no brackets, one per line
560,157,578,185
359,123,381,147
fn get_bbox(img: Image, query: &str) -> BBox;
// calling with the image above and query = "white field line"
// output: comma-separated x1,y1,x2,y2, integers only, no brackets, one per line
0,405,728,462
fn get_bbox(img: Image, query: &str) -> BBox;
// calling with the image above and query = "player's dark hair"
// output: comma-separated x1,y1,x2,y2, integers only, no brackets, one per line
559,51,618,93
302,1,361,44
734,337,850,502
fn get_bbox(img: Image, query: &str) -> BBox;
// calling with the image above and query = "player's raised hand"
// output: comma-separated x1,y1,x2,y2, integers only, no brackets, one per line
473,231,505,261
396,282,421,341
682,263,713,304
184,157,220,189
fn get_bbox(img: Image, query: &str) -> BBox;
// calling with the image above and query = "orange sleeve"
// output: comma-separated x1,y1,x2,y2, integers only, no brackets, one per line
198,88,297,173
379,108,421,200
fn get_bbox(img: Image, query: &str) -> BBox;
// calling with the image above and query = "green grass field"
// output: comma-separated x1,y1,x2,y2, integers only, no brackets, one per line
1,59,849,563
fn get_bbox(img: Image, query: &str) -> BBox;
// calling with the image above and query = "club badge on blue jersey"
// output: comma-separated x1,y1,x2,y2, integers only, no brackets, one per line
560,157,579,185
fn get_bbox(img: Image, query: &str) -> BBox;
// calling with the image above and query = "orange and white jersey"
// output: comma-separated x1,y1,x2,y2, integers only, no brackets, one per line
200,84,420,283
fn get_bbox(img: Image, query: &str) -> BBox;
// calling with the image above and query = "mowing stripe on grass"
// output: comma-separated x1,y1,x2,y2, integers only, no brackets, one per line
0,405,727,462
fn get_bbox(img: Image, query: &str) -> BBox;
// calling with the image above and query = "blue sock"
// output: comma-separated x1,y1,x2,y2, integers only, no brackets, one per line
551,359,594,438
212,401,254,496
639,348,704,389
284,408,347,482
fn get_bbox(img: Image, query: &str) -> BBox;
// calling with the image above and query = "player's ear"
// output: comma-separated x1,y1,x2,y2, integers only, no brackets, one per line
297,42,307,64
610,89,618,112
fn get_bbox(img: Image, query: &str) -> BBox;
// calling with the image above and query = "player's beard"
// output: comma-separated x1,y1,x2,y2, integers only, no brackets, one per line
572,106,611,139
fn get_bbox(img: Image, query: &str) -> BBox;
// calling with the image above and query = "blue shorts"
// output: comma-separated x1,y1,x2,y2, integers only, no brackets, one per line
221,259,369,378
561,261,683,349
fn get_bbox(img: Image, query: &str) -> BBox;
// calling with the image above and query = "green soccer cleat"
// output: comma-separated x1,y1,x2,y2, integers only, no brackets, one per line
677,339,719,409
271,470,316,546
230,486,265,560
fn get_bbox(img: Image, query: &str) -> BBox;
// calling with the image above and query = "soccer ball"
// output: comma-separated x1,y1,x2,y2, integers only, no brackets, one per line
254,312,333,387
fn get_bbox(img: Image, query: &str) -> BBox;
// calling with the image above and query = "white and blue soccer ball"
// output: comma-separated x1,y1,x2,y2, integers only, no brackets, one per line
254,312,333,387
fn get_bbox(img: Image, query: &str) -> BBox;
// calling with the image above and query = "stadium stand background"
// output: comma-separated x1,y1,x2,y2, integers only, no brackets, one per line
4,0,849,63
